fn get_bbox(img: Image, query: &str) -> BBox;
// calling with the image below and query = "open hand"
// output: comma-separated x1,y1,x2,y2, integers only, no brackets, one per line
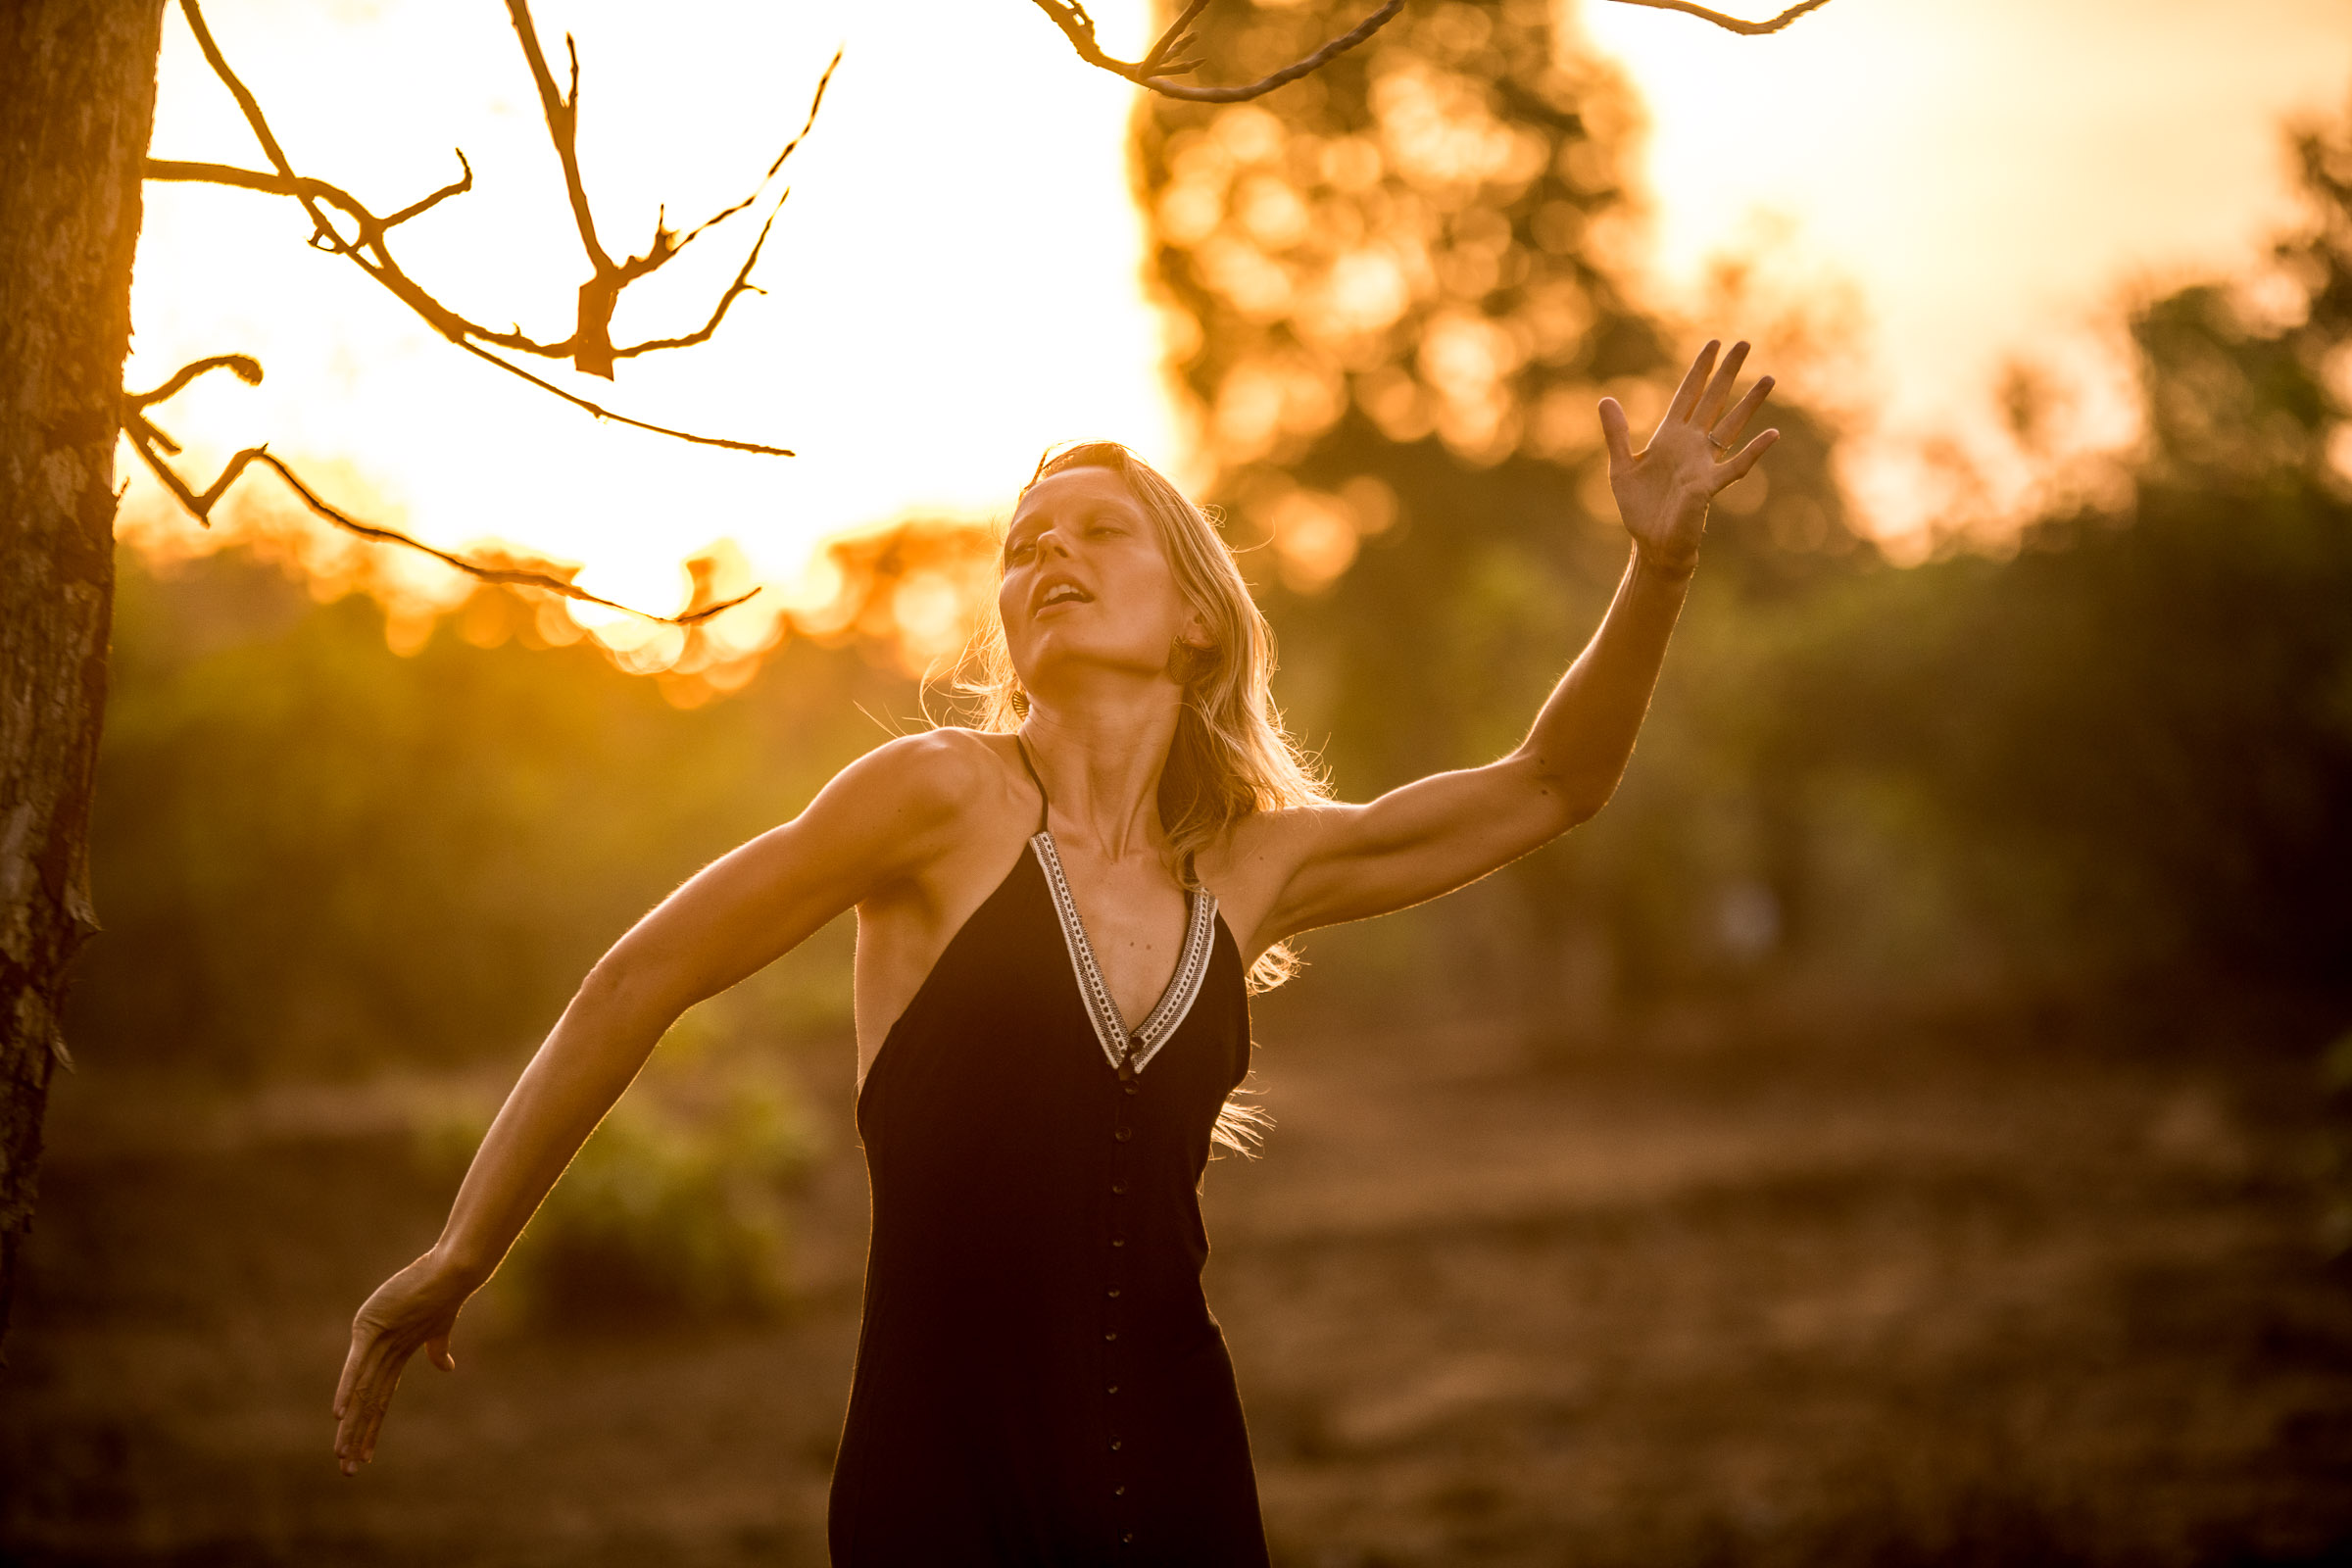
332,1250,471,1475
1598,339,1779,577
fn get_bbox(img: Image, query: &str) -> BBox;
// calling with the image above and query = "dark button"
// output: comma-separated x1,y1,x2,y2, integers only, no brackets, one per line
1106,1384,1119,1395
1107,1287,1121,1298
1110,1438,1123,1451
1111,1237,1125,1247
1124,1084,1139,1096
1113,1127,1133,1142
1113,1484,1126,1496
1104,1330,1117,1341
1111,1181,1128,1195
1122,1532,1136,1543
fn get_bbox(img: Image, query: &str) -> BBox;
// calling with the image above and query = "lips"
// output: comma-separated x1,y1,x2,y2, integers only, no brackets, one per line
1033,573,1094,613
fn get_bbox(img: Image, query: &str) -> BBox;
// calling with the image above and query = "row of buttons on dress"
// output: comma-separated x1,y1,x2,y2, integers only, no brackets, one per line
1106,1071,1140,1548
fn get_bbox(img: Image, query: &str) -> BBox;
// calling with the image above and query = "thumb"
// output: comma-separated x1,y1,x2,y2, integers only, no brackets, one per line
426,1331,456,1373
1597,397,1635,474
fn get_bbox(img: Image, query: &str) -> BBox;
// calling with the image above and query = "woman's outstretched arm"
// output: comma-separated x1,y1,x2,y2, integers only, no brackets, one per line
329,730,977,1474
1237,338,1778,952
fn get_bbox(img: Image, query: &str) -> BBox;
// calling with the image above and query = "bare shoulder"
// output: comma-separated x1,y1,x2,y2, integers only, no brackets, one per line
837,726,1002,813
814,726,1035,895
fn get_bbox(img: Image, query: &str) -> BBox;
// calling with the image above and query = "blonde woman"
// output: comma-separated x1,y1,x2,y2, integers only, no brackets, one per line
334,340,1777,1563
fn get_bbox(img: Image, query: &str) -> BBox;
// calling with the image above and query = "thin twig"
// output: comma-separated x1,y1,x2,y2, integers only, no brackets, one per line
658,47,841,266
612,196,787,362
1029,0,1406,103
1033,0,1833,101
452,339,795,456
500,0,839,376
122,357,761,625
174,0,338,246
503,0,616,276
1598,0,1835,35
160,0,822,437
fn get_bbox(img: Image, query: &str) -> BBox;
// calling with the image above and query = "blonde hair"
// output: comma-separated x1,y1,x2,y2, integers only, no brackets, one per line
953,440,1331,997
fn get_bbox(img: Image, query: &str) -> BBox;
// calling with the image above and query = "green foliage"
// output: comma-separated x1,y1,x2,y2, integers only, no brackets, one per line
1147,4,2352,1017
1141,0,1880,1019
420,1014,821,1329
74,553,913,1077
74,14,2352,1099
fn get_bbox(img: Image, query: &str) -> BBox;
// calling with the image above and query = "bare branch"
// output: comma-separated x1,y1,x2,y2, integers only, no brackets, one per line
503,0,615,276
1598,0,1835,35
663,48,841,265
383,149,475,229
612,195,787,362
159,0,824,437
125,352,262,416
1032,0,1833,100
452,340,795,456
499,4,841,376
173,0,338,246
1029,0,1406,103
146,158,572,357
122,357,761,625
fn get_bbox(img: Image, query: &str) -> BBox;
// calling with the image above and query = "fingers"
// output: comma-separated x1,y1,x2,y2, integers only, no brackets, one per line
332,1330,365,1422
1663,339,1721,427
1690,340,1751,429
334,1323,415,1474
338,1354,405,1474
1597,396,1635,472
1712,428,1781,489
1708,373,1776,452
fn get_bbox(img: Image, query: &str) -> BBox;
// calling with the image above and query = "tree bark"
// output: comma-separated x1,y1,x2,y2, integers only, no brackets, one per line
0,0,167,1351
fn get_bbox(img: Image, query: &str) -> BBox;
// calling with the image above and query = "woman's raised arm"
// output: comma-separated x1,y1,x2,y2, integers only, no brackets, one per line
330,729,977,1474
1234,339,1778,956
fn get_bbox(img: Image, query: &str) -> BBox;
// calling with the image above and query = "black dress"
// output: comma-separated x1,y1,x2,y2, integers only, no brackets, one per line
828,745,1270,1566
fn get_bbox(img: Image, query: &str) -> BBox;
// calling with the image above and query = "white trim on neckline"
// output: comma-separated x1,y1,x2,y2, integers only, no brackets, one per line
1029,832,1217,1075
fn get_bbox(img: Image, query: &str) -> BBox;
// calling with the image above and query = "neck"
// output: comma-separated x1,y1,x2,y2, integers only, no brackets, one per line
1019,680,1183,865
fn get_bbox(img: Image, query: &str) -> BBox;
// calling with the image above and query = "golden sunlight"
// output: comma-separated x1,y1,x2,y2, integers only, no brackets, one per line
1577,0,2352,547
122,0,2352,631
122,0,1183,667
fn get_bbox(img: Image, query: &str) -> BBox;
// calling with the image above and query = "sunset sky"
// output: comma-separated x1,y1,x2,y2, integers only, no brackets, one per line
122,0,2352,653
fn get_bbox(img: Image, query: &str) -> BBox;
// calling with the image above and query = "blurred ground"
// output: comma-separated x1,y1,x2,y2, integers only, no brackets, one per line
3,998,2348,1567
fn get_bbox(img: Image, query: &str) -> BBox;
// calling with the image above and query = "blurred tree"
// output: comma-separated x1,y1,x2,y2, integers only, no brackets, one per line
75,546,922,1079
0,0,1482,1346
1135,0,1866,1019
1766,114,2352,1000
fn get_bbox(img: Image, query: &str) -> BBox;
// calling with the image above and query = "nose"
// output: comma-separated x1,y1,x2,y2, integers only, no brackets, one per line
1032,525,1074,564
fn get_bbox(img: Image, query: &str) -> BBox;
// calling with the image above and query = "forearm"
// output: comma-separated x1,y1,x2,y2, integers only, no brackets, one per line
427,966,677,1286
1515,541,1692,819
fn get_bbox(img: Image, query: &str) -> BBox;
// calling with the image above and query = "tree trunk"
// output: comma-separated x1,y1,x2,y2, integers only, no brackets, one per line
0,0,167,1352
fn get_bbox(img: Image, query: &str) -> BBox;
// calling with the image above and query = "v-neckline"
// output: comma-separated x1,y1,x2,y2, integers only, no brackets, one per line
1028,829,1219,1077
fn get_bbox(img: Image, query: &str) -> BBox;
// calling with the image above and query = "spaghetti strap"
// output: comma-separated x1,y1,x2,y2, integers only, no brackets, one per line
1012,732,1052,833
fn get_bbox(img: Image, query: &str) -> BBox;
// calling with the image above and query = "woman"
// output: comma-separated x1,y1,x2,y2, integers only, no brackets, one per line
333,339,1777,1562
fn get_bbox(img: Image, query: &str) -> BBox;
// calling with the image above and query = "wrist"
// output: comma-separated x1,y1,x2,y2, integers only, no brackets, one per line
1630,539,1698,583
426,1241,495,1294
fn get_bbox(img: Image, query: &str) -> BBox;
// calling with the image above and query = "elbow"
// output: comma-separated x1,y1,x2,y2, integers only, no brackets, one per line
1560,790,1610,831
576,950,684,1033
1549,788,1610,835
1517,752,1616,834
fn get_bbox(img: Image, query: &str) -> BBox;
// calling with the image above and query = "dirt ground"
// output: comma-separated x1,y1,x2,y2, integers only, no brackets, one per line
4,997,2349,1566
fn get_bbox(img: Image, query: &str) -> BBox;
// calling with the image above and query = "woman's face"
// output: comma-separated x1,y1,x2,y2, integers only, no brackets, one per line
999,466,1204,702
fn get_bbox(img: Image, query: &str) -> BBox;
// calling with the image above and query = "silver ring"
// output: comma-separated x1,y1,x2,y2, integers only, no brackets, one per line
1706,432,1732,454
